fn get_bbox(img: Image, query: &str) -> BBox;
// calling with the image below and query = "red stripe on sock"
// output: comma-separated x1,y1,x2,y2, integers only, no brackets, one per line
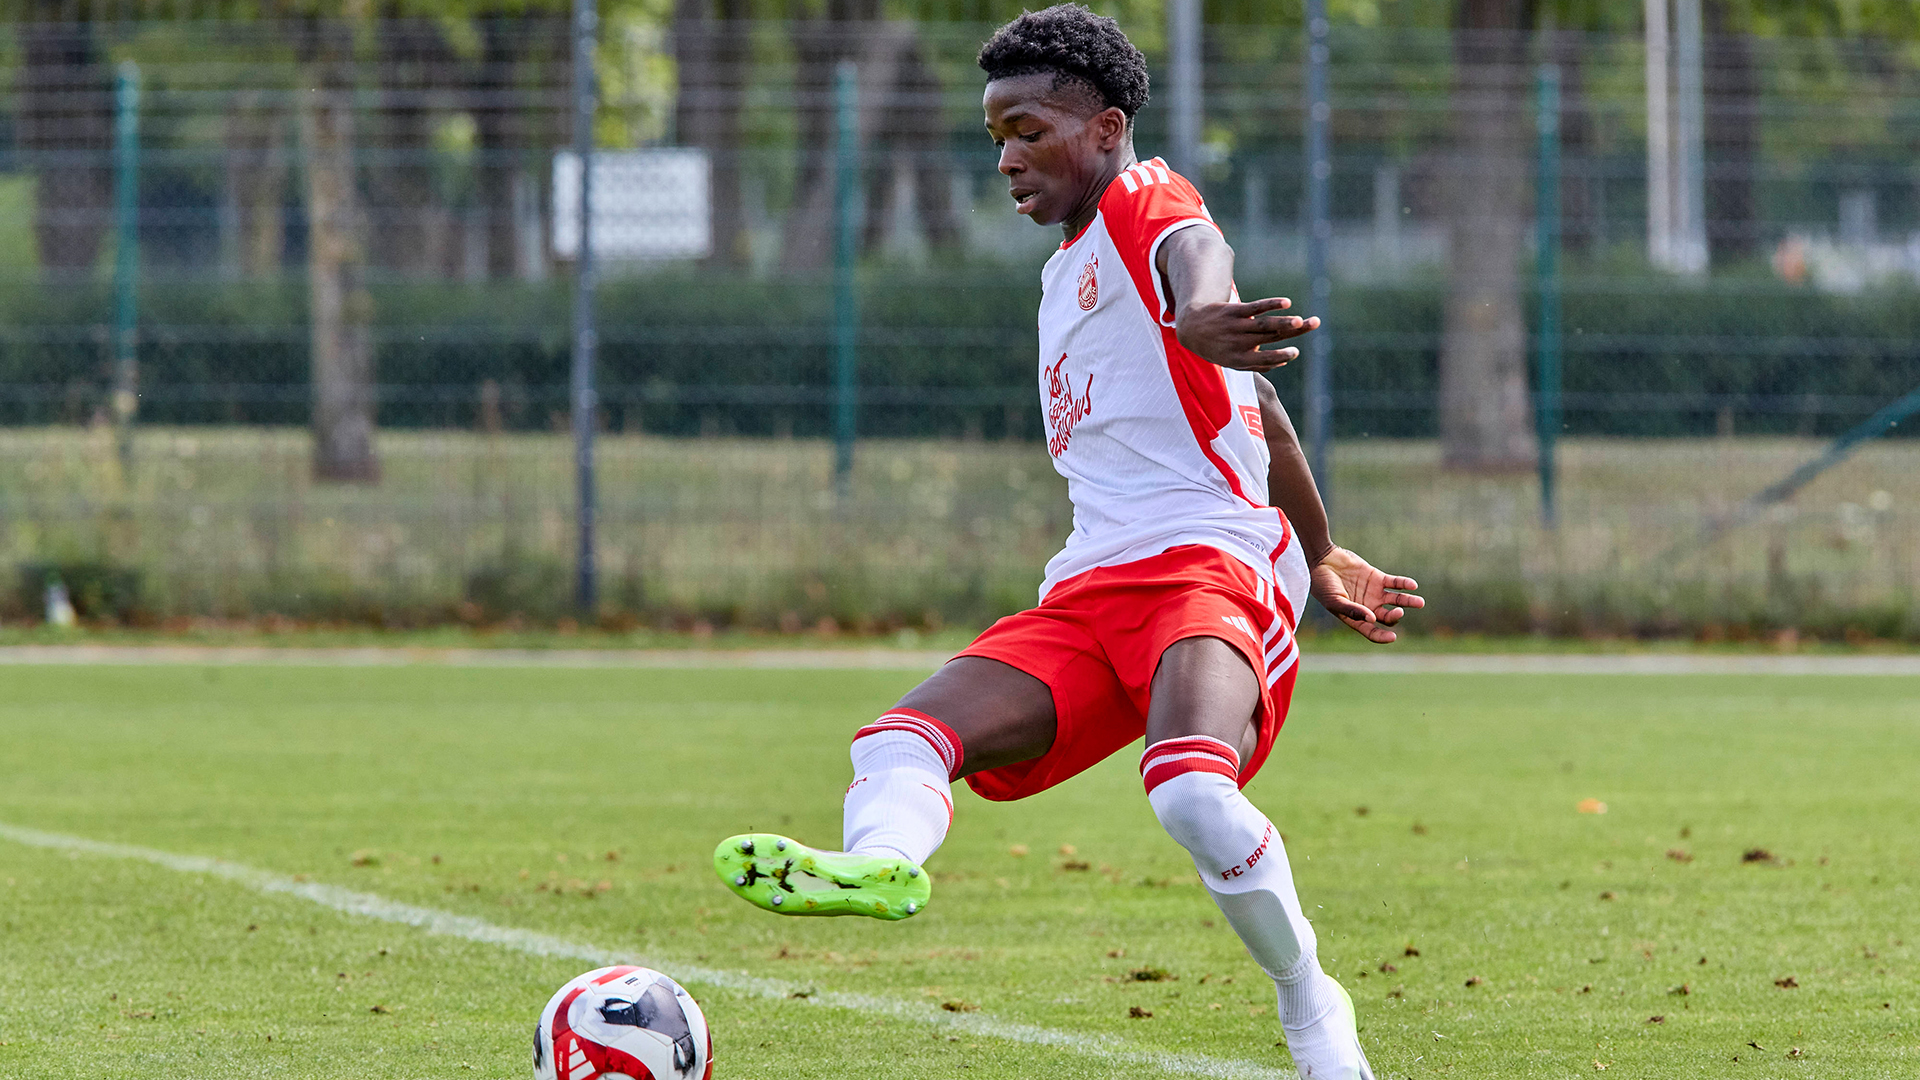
1142,753,1239,795
922,782,955,826
853,708,965,780
1140,736,1242,796
1140,735,1241,774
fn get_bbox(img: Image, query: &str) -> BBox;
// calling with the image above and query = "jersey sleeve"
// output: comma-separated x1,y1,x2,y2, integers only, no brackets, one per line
1098,158,1221,327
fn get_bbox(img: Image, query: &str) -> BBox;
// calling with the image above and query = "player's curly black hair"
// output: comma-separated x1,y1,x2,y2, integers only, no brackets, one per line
977,4,1150,119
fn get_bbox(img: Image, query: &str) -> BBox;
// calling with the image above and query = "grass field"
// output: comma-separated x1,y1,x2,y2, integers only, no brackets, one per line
0,661,1914,1078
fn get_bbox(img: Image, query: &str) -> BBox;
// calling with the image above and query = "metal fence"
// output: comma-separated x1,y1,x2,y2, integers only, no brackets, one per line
3,15,1920,634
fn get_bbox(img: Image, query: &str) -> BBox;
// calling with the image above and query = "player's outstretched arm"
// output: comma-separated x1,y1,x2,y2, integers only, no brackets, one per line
1158,225,1317,372
1160,222,1423,641
1253,378,1424,644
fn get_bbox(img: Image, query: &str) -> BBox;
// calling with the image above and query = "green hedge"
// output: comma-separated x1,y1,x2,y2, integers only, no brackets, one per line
4,268,1918,438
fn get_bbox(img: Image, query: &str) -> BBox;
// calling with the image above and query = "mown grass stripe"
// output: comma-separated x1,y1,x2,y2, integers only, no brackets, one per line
0,821,1292,1080
3,644,1918,674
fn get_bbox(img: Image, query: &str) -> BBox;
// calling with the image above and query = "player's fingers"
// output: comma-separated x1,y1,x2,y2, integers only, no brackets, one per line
1230,296,1293,317
1248,345,1300,364
1382,574,1420,592
1252,315,1318,339
1343,614,1397,644
1246,316,1306,336
1237,358,1291,372
1327,597,1374,624
1374,605,1404,625
1387,592,1425,610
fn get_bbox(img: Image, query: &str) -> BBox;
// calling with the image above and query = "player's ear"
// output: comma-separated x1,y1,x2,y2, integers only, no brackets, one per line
1096,106,1128,151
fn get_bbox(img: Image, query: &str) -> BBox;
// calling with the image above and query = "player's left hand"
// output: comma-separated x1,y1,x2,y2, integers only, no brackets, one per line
1174,297,1319,373
1311,546,1423,644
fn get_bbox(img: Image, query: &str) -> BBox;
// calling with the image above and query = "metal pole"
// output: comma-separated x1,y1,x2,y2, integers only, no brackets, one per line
1643,0,1672,270
570,0,599,614
1166,0,1201,182
1303,0,1333,508
832,59,860,501
111,61,140,475
1536,65,1562,529
1674,0,1707,274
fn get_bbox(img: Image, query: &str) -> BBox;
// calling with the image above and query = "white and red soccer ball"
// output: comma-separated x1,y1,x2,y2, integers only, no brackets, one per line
533,966,711,1080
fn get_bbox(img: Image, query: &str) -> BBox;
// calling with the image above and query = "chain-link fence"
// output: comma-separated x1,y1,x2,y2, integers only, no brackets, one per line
3,15,1919,635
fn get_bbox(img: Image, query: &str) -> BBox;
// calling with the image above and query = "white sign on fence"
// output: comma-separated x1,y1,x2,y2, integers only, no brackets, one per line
552,148,711,261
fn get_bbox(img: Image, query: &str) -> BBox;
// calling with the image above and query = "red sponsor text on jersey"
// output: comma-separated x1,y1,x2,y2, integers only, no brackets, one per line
1076,254,1099,310
1045,352,1094,458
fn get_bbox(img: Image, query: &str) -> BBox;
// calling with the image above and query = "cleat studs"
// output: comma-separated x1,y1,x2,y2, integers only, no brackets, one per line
907,866,920,878
770,893,783,906
734,876,747,886
739,840,755,855
775,840,788,851
905,901,919,915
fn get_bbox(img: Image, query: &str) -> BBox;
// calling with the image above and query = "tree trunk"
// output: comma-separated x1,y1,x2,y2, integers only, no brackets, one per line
475,16,520,279
1545,28,1595,253
17,16,113,277
1704,1,1759,262
224,90,289,276
781,8,939,272
1438,2,1538,472
673,0,752,267
368,18,451,278
864,33,960,255
301,28,380,484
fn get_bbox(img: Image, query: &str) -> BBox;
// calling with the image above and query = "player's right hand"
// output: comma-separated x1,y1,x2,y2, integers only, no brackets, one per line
1174,296,1320,373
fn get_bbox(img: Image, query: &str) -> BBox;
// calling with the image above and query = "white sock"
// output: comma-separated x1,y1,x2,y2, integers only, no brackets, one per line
840,709,961,866
1144,737,1365,1078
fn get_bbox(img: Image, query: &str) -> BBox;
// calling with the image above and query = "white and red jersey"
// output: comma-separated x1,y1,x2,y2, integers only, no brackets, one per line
1035,157,1304,608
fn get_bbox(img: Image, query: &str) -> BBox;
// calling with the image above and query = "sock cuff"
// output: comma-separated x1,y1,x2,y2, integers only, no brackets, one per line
855,708,964,780
1140,735,1241,795
1271,951,1320,987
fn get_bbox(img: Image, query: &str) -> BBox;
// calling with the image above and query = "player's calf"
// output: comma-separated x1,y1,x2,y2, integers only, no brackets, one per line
1141,737,1374,1079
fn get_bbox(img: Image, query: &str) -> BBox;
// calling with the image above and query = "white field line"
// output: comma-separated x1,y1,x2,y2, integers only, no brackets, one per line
2,644,1919,675
0,821,1291,1080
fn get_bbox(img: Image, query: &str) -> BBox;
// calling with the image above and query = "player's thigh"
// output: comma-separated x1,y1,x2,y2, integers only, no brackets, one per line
895,657,1057,777
1143,635,1262,764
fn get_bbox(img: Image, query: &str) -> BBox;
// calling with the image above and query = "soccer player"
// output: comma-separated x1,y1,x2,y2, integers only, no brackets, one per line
714,6,1420,1077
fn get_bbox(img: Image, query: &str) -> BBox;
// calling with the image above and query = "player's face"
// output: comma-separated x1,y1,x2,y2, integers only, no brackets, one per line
983,75,1118,228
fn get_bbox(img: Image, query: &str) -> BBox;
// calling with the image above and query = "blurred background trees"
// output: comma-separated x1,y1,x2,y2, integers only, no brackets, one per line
4,0,1920,462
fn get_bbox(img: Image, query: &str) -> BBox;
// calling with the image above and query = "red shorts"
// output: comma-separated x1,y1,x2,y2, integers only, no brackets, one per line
958,544,1300,803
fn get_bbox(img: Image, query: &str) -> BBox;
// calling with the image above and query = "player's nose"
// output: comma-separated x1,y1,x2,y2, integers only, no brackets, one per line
997,144,1023,176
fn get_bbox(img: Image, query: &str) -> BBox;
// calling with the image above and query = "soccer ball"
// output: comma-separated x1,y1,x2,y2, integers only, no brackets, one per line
533,965,712,1080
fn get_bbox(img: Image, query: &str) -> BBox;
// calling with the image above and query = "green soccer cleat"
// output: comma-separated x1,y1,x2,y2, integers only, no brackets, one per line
712,834,931,920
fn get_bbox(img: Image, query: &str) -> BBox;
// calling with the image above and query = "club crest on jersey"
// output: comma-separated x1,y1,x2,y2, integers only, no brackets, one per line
1045,352,1094,458
1076,254,1099,311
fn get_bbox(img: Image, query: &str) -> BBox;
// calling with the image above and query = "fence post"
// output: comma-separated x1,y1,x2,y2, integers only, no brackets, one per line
1303,0,1333,510
832,59,860,502
1536,63,1563,528
570,0,600,614
112,61,140,474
